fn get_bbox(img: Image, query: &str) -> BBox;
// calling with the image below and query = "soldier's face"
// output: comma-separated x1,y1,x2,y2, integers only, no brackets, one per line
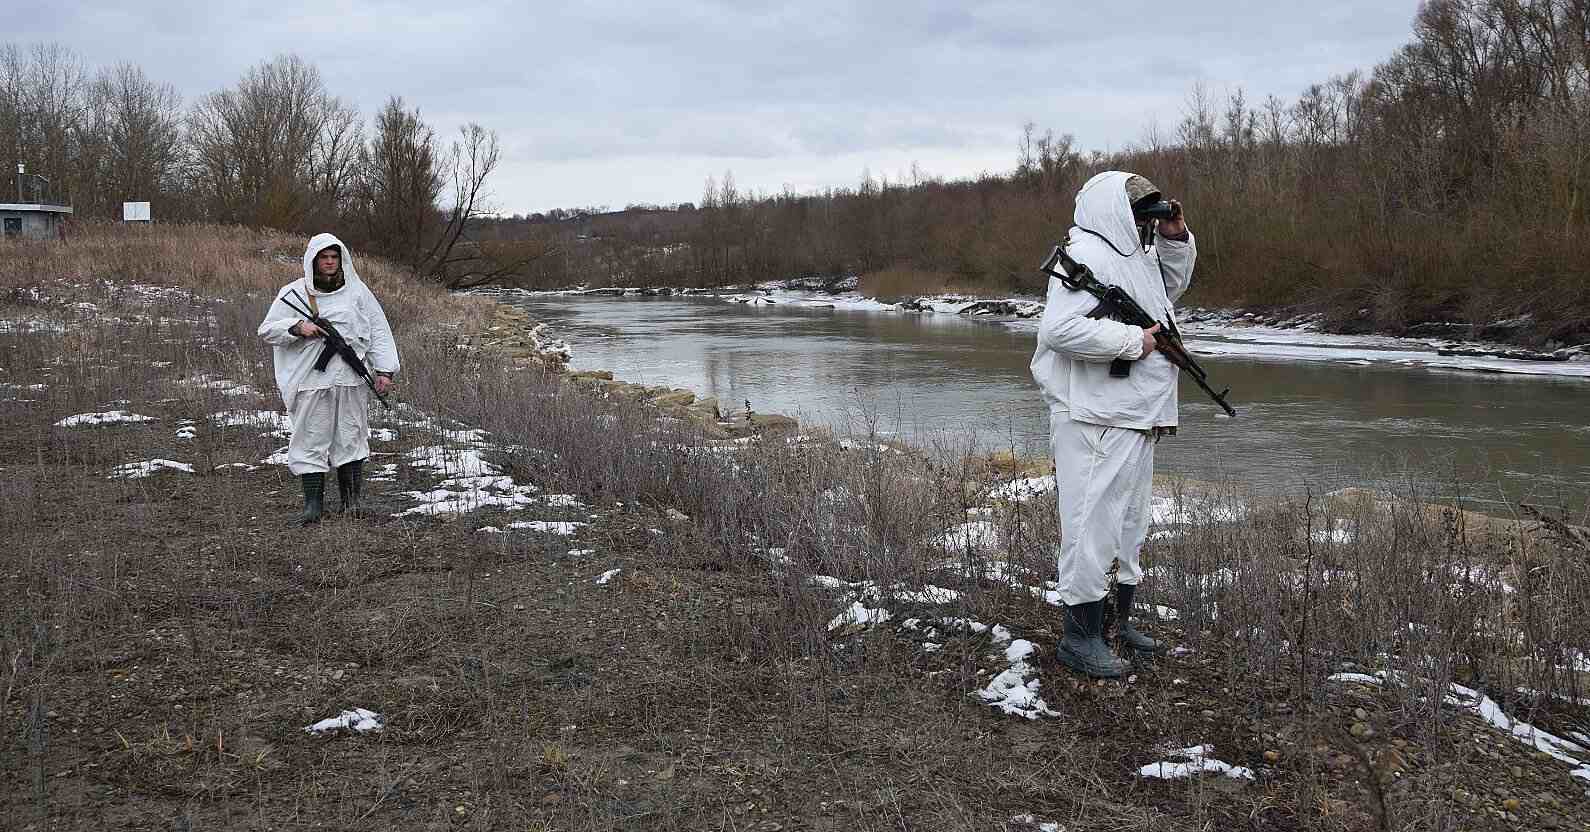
316,249,340,276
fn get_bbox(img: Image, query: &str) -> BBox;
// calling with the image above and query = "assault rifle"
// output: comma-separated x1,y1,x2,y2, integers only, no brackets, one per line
1040,244,1236,418
275,289,392,410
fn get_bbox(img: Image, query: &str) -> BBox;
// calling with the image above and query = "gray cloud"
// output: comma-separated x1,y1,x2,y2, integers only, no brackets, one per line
17,0,1420,212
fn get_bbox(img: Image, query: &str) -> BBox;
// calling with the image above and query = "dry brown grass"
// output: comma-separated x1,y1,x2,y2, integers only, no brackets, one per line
855,268,983,302
0,221,495,338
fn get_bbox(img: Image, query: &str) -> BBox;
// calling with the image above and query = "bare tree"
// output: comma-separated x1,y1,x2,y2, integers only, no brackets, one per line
91,62,184,216
0,44,90,206
417,123,545,289
308,98,363,229
26,44,89,204
0,45,27,193
187,54,350,229
359,96,441,269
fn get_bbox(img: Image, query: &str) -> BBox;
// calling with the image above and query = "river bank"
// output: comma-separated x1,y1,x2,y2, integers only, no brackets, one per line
484,280,1590,380
4,227,1589,831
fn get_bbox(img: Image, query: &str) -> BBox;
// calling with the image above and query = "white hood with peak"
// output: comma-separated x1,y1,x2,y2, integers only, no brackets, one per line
257,233,400,410
1030,171,1196,429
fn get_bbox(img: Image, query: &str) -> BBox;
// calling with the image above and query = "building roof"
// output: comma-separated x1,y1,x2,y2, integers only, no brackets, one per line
0,203,73,213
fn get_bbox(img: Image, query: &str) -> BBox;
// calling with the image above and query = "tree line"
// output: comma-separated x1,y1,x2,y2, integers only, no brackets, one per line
0,46,518,287
500,0,1588,345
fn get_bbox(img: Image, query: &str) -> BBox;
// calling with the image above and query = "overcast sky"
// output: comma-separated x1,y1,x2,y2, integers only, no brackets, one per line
21,1,1420,214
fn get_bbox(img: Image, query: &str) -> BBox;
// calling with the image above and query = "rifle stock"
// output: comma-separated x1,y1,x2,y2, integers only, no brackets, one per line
1040,244,1237,418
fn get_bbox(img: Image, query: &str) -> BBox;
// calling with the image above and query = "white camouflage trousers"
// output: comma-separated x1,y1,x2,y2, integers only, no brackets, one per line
1051,414,1156,606
287,385,370,475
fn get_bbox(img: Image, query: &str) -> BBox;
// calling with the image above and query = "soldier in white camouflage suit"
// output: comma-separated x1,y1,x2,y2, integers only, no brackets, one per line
258,234,399,524
1031,172,1195,678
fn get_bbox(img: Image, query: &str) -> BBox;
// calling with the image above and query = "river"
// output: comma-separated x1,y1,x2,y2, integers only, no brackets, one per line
495,292,1590,509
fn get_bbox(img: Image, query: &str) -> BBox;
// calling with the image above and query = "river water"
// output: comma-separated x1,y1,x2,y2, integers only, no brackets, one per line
496,293,1590,509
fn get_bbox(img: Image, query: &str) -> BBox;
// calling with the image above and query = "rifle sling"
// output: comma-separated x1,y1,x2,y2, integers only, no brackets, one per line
303,289,329,371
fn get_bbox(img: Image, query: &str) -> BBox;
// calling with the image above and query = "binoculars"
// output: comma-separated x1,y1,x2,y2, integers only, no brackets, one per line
1132,195,1180,222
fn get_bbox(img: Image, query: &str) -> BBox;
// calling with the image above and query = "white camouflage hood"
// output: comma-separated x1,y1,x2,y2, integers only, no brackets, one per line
302,232,362,289
1071,170,1143,259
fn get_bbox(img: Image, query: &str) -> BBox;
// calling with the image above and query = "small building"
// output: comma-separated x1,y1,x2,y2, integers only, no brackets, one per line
1,202,72,240
4,163,71,240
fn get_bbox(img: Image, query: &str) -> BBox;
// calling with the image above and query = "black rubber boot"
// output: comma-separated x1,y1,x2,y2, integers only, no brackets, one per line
1114,583,1166,653
1056,600,1126,678
299,473,325,525
336,459,364,516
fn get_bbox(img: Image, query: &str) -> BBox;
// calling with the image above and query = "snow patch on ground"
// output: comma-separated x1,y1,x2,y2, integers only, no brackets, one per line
506,520,586,535
978,638,1060,720
1446,681,1589,766
868,584,963,605
904,618,1007,646
0,318,66,334
110,459,195,478
1138,745,1255,781
835,438,899,453
398,478,540,516
1008,814,1064,832
210,410,292,435
989,475,1055,502
936,520,1000,554
961,560,1035,590
1447,563,1517,595
596,568,622,585
404,445,498,478
1328,671,1590,774
121,283,201,306
827,601,892,632
1151,494,1247,526
303,707,384,735
395,446,541,517
808,575,965,607
1311,519,1356,545
182,374,256,397
903,616,1053,718
57,410,155,427
387,406,490,446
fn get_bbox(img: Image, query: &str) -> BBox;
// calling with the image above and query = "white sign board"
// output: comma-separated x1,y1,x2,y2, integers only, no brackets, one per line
122,202,151,222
